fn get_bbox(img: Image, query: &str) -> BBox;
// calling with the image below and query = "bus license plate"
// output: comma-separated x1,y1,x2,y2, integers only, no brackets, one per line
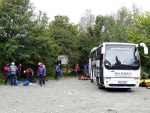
118,81,127,84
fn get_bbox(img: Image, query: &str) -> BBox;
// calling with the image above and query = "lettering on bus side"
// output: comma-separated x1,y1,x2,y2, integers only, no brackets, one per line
114,72,132,77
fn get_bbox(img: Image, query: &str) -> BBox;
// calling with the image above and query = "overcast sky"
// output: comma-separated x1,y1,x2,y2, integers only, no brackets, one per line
30,0,150,24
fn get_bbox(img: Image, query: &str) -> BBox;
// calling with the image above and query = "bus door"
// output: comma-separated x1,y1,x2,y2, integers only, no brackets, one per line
100,54,104,84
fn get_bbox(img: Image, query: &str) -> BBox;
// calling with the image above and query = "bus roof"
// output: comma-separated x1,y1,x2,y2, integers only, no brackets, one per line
90,47,97,53
90,42,137,53
97,42,137,48
103,42,136,46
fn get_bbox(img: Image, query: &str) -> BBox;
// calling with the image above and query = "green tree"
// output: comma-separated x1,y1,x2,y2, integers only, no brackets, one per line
0,0,35,69
127,12,150,72
0,0,60,76
49,15,80,67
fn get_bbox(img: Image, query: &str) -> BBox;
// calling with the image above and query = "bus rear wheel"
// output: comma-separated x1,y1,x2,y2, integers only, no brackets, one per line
97,77,104,89
96,77,100,89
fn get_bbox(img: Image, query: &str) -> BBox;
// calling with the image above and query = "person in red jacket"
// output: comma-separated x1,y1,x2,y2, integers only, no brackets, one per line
4,64,9,85
17,63,22,80
25,68,35,82
74,64,80,78
25,69,29,78
28,68,34,82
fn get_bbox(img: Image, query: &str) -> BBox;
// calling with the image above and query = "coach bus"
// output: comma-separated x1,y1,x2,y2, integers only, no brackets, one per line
89,42,148,89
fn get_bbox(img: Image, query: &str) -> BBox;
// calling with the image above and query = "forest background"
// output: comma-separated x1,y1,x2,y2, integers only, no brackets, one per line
0,0,150,81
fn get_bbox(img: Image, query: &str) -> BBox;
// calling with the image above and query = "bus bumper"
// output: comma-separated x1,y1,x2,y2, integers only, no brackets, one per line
104,78,140,88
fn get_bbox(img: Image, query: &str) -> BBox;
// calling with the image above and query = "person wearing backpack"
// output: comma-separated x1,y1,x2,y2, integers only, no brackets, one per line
9,62,18,86
38,64,46,86
4,64,9,85
54,63,60,80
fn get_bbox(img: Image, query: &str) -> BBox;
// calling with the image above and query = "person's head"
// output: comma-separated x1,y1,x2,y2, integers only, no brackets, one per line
19,63,22,67
40,63,43,67
38,62,42,66
12,62,15,65
58,63,60,66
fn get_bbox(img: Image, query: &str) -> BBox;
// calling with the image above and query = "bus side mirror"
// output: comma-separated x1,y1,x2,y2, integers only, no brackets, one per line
144,47,148,54
102,47,105,54
139,43,148,54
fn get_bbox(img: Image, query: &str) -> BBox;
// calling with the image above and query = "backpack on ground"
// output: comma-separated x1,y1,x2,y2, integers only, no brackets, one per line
23,81,30,86
11,66,16,72
39,67,44,73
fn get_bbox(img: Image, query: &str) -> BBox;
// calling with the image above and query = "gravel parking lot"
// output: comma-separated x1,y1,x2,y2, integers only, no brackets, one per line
0,78,150,113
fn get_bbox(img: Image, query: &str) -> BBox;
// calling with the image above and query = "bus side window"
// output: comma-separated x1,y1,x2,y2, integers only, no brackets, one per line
96,48,101,60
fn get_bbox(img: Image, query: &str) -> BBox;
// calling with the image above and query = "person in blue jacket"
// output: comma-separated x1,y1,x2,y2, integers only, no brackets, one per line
38,64,46,86
9,62,18,86
54,63,60,80
84,63,89,77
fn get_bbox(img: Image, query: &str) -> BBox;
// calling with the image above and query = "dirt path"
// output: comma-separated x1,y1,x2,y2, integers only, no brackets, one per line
0,78,150,113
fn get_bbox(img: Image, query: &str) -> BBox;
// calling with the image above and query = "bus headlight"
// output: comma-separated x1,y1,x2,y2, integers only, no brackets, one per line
105,77,111,80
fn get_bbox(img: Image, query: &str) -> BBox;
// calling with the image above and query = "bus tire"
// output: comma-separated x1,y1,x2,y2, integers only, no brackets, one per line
97,77,102,89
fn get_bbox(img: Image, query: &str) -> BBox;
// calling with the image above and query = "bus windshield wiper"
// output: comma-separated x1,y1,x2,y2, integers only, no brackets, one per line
123,64,138,70
111,64,138,70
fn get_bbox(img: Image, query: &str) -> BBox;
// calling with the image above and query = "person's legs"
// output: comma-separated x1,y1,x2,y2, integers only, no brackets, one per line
4,74,8,85
76,71,78,78
39,76,42,86
18,72,21,80
10,75,13,86
54,72,58,80
56,72,58,80
43,76,45,85
13,75,17,86
29,74,32,82
39,74,44,86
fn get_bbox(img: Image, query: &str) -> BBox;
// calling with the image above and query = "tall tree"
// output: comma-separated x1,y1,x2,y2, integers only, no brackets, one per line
127,12,150,72
79,9,95,33
110,7,133,42
0,0,35,68
49,15,80,66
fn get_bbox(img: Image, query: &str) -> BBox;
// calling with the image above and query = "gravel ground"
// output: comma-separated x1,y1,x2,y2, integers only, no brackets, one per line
0,77,150,113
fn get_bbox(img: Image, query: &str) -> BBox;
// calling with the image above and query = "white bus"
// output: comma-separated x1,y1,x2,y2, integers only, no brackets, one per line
89,42,148,89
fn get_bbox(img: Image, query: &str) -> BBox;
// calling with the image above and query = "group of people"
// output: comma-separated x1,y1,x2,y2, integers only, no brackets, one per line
74,63,89,78
3,62,46,86
3,62,89,86
4,62,21,86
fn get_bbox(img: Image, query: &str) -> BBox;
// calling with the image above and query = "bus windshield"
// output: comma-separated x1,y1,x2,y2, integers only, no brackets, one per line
104,44,140,70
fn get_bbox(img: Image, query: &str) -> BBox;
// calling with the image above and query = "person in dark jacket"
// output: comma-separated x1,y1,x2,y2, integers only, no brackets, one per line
38,64,46,86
